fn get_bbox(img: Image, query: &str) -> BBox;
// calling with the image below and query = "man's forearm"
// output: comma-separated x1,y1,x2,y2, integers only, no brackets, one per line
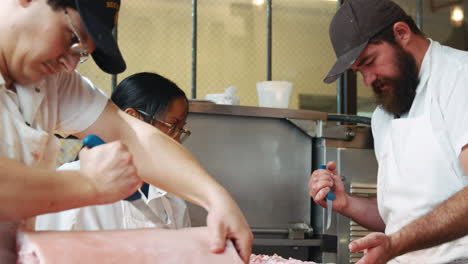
341,195,386,232
76,103,232,212
0,155,96,220
128,125,229,211
389,186,468,256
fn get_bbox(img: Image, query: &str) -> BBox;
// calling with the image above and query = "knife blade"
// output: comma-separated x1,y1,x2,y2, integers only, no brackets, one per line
319,165,336,230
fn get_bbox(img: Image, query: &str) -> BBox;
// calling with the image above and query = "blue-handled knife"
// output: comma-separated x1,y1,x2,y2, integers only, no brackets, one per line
82,134,105,148
82,135,142,201
319,165,336,230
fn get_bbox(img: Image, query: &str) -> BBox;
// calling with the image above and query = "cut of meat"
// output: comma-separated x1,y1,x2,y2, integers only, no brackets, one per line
17,227,244,264
250,254,321,264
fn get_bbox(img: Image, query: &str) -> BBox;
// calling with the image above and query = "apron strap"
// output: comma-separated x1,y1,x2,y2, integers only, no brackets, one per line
429,96,464,180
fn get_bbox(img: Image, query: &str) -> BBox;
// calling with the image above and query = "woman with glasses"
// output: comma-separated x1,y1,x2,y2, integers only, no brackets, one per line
114,73,191,144
37,72,192,230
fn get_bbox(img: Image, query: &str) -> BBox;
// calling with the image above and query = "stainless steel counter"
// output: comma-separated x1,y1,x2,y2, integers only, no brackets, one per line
185,104,314,229
189,102,327,120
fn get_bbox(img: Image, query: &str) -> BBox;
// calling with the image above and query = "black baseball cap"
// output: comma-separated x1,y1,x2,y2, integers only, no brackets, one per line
75,0,126,74
323,0,408,83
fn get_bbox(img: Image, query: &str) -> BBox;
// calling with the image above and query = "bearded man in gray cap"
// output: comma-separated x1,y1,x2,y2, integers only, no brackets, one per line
0,0,252,263
309,0,468,263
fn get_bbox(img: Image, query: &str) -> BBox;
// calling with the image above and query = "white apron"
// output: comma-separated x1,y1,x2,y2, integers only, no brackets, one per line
377,54,468,263
0,83,59,263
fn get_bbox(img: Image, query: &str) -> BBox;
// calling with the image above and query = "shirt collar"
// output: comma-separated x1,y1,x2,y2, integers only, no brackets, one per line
416,38,434,94
148,186,167,201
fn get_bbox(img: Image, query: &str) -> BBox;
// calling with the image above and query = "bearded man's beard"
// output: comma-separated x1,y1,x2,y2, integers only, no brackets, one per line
372,44,419,116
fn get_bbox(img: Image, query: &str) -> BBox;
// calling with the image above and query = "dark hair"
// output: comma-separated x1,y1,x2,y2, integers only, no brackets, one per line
370,16,424,45
111,72,188,123
47,0,76,10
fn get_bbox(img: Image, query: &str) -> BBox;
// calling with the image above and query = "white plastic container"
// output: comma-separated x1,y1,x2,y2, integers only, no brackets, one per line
256,81,293,108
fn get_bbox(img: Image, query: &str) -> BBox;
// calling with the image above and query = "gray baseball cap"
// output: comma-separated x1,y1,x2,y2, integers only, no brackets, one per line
323,0,408,83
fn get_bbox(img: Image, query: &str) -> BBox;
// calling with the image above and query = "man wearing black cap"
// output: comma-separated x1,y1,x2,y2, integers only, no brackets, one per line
309,0,468,263
0,0,252,263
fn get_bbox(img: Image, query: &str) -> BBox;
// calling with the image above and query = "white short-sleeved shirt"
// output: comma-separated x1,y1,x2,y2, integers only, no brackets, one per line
0,71,108,167
0,71,108,262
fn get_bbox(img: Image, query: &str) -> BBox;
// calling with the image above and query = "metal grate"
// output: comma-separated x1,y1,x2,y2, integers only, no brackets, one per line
349,183,377,264
115,0,338,108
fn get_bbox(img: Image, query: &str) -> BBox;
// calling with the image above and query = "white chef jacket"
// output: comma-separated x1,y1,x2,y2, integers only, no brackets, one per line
372,40,468,263
36,160,191,231
0,72,108,263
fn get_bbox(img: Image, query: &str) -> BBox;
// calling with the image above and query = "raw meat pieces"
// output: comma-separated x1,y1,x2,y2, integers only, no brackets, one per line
16,227,333,264
17,227,243,264
250,254,319,264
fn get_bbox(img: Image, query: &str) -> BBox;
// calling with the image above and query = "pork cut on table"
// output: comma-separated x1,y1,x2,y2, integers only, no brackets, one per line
17,227,243,264
250,254,331,264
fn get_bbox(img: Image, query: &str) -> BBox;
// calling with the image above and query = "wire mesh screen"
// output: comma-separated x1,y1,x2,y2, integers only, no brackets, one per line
272,0,337,110
75,0,338,109
117,0,193,92
197,0,268,106
115,0,337,110
76,59,113,95
84,0,339,110
197,0,337,108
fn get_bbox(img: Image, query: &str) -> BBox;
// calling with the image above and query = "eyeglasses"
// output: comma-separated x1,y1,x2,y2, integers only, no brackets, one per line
64,9,89,64
137,110,191,143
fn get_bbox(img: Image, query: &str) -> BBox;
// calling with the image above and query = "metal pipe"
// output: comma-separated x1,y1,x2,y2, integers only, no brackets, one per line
191,0,198,99
336,86,342,114
335,0,357,116
111,72,117,91
327,114,371,125
253,238,322,247
266,0,272,81
111,27,118,91
251,228,289,235
416,0,423,30
430,0,463,12
336,0,343,114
